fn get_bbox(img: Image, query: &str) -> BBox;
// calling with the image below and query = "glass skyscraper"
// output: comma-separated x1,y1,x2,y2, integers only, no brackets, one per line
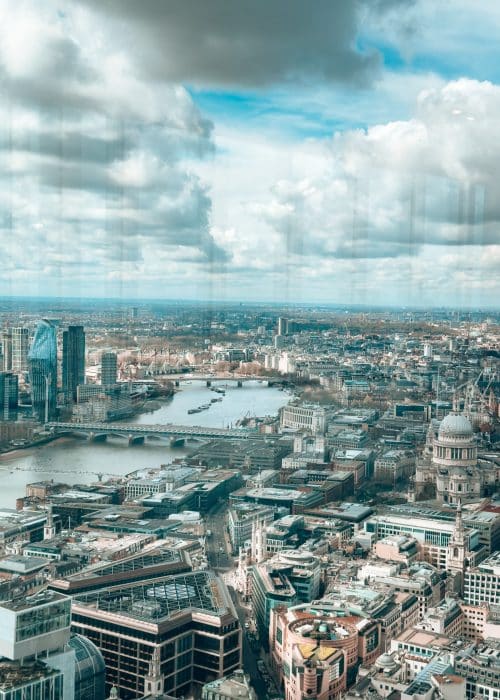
0,373,18,421
101,351,117,386
62,325,85,402
28,319,58,422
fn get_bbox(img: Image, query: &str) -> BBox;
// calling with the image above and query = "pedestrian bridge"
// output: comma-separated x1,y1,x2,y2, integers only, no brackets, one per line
45,421,256,445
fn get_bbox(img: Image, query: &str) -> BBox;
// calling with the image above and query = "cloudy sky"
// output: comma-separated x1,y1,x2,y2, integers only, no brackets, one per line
1,0,499,307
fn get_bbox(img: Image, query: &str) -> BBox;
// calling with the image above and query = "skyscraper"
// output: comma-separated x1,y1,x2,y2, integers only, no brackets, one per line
11,327,29,373
101,352,117,386
28,319,58,422
62,325,85,402
277,317,288,336
1,329,12,372
0,372,18,421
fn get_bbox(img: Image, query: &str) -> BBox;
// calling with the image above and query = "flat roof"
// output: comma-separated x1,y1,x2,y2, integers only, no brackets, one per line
0,555,48,574
0,589,69,613
73,571,235,624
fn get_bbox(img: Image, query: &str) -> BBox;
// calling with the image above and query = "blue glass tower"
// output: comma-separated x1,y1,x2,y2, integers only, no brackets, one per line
62,325,85,402
28,319,58,422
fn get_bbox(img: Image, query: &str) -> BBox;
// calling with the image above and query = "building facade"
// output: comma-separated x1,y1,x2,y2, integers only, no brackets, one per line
62,326,85,402
28,319,58,421
101,352,118,386
0,373,18,421
71,571,241,699
11,327,29,373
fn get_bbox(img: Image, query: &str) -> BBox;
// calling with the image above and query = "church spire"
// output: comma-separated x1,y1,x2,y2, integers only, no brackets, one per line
452,498,465,546
447,498,466,596
144,647,163,697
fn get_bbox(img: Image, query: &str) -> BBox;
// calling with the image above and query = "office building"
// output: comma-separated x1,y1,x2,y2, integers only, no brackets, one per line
250,563,299,648
280,403,327,433
1,330,12,372
454,639,500,700
364,512,486,572
28,319,58,422
62,326,85,402
0,590,69,700
357,561,445,619
0,589,105,700
101,352,118,386
270,605,364,699
10,327,29,373
464,551,500,606
228,503,276,553
71,570,241,699
0,373,18,421
374,449,415,483
277,317,288,336
0,660,64,700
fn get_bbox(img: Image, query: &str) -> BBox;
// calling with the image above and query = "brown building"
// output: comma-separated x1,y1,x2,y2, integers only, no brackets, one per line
71,570,241,699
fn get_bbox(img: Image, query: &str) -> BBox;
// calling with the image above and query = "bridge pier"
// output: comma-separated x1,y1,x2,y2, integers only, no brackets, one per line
88,433,107,443
128,435,145,446
169,436,185,447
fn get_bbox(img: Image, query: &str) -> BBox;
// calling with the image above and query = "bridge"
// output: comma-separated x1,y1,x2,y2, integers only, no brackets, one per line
45,421,257,446
168,375,288,388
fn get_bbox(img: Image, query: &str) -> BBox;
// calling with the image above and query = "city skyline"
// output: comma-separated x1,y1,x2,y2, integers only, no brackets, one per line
1,2,500,308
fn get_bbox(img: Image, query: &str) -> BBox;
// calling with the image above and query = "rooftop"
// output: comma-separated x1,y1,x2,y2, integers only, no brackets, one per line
0,589,69,613
73,571,234,624
0,660,60,689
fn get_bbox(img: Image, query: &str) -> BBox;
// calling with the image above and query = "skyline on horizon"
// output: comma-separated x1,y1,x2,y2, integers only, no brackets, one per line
1,1,500,308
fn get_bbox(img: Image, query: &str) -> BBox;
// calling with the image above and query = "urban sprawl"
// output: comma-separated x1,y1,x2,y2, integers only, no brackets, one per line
0,299,498,700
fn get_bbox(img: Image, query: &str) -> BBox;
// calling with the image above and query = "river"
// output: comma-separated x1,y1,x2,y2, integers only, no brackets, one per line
0,380,290,508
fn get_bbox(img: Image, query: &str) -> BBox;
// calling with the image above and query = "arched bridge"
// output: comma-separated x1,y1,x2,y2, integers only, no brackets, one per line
45,421,257,445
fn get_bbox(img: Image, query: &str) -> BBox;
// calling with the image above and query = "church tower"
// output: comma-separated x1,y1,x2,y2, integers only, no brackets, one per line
144,647,164,697
251,518,267,564
44,504,56,540
446,499,466,595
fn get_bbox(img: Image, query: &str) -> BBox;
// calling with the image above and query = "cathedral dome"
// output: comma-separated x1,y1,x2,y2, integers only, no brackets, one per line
438,413,473,439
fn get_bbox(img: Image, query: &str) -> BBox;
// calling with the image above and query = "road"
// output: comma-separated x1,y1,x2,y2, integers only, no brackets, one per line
205,504,281,698
205,501,234,570
228,586,271,700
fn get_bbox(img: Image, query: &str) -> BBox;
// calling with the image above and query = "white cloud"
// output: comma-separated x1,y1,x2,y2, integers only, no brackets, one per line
0,0,227,298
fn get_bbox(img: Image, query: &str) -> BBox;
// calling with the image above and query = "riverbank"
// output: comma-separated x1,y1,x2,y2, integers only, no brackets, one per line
0,380,290,507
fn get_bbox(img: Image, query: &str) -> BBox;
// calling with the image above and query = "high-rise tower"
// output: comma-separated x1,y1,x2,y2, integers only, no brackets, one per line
1,329,12,371
277,317,289,336
101,352,117,386
11,327,29,373
0,372,18,421
28,319,58,422
62,325,85,402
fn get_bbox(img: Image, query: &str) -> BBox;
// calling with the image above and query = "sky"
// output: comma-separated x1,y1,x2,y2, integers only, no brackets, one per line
1,0,500,308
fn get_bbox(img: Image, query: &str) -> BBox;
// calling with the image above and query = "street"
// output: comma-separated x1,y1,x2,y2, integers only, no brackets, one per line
228,585,272,700
205,501,234,570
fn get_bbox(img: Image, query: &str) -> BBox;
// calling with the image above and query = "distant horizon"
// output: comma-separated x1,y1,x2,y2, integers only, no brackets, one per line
0,293,498,315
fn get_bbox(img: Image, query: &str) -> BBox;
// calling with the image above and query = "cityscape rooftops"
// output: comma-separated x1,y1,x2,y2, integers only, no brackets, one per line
0,555,48,574
73,570,235,624
0,588,69,613
305,502,374,523
0,659,61,690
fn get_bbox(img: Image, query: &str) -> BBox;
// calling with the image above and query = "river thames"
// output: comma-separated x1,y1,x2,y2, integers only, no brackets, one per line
0,380,290,508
